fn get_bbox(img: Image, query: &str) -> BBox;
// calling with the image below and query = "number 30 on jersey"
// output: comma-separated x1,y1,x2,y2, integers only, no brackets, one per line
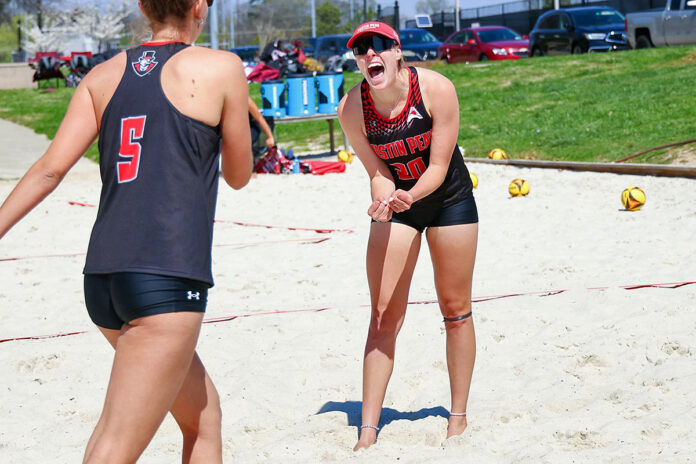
117,115,147,183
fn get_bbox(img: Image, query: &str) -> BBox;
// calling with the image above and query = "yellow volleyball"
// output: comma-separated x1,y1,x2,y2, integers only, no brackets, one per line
509,178,530,197
470,172,478,189
488,148,507,160
621,186,646,211
337,149,354,163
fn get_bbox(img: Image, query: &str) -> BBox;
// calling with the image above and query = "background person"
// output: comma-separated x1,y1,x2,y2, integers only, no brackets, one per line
248,96,275,158
0,0,251,462
337,21,478,451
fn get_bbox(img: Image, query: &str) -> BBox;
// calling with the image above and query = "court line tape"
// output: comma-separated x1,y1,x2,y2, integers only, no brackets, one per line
1,281,693,344
0,237,331,263
216,220,355,235
67,201,355,234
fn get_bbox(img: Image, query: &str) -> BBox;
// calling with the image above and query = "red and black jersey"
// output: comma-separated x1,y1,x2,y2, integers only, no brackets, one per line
84,42,222,286
361,66,472,208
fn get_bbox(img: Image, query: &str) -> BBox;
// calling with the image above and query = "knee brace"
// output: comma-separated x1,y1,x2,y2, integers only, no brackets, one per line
443,311,472,323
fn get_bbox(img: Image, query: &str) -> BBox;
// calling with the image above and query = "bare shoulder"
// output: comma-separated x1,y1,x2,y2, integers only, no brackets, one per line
82,51,126,88
184,46,243,72
415,66,456,97
338,83,362,120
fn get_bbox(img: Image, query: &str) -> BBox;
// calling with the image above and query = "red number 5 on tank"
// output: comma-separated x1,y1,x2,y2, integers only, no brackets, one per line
117,116,147,183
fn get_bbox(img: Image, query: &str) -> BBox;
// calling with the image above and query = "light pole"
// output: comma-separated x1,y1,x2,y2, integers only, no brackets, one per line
456,0,460,31
210,0,219,49
230,0,236,48
311,0,316,37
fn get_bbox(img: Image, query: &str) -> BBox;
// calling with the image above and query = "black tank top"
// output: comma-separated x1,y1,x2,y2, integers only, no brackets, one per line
361,67,472,208
84,42,222,285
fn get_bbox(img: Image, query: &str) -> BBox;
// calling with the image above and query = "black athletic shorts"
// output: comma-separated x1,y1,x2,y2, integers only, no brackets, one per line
386,194,478,233
84,272,209,330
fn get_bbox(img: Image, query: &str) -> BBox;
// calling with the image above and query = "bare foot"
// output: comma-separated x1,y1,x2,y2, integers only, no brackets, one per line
446,415,468,439
353,428,377,451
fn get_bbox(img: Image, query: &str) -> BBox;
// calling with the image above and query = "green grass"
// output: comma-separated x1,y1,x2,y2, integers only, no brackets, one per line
438,45,696,162
2,46,695,163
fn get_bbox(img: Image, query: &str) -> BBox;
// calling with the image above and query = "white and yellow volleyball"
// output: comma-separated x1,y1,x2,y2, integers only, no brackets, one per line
488,148,507,160
509,178,530,197
621,186,646,211
337,149,354,163
469,172,478,188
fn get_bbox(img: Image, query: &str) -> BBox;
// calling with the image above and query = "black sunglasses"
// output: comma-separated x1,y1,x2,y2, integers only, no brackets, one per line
207,0,214,6
352,35,396,56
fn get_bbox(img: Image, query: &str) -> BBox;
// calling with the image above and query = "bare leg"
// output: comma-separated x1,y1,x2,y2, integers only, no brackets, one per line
82,312,221,464
426,223,478,438
171,354,222,464
355,222,421,451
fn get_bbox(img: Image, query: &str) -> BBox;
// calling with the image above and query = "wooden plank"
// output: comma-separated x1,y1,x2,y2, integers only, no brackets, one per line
463,158,696,179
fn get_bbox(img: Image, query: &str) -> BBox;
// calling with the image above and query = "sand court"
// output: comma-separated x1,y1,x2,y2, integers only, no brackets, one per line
1,154,695,462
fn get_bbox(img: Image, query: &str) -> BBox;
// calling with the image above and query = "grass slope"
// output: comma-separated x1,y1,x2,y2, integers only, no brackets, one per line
440,46,696,162
1,46,694,163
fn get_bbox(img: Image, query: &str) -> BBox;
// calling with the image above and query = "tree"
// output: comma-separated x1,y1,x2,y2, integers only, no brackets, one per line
1,0,11,24
23,13,66,53
72,0,131,51
415,0,454,15
315,1,342,37
247,0,309,44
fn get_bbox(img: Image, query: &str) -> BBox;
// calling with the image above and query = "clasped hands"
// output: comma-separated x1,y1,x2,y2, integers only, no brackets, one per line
367,190,413,222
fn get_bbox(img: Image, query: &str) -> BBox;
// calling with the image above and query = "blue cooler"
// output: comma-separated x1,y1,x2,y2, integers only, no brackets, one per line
316,72,344,114
286,73,316,117
260,80,286,118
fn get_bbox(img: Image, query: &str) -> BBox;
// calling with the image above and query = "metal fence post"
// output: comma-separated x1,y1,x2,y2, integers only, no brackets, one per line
394,1,400,32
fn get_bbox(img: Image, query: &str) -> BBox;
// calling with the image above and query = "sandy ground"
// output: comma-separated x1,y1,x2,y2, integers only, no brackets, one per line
1,151,695,463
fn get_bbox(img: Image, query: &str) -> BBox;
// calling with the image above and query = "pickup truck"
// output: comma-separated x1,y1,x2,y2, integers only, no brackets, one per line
625,0,696,48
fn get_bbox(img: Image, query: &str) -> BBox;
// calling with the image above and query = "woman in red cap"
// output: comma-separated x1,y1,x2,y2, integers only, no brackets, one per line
338,21,478,450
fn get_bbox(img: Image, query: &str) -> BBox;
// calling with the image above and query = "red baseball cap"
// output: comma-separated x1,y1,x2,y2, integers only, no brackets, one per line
347,21,401,49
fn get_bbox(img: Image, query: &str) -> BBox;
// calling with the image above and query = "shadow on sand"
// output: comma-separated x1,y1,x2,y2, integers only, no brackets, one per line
316,400,448,432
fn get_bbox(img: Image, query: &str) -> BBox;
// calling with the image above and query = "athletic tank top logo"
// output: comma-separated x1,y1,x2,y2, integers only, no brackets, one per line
132,51,158,77
406,106,423,125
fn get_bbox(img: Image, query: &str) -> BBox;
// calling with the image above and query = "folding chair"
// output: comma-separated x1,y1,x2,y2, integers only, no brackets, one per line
31,51,65,88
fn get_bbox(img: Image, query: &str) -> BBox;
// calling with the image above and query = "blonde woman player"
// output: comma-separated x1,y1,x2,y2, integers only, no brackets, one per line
0,0,251,462
338,21,478,451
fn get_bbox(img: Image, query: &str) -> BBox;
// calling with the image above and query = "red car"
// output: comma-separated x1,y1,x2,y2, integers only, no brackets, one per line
438,26,529,63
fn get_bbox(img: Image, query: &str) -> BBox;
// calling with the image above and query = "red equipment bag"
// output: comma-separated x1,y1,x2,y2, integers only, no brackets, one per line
254,147,293,174
305,160,346,175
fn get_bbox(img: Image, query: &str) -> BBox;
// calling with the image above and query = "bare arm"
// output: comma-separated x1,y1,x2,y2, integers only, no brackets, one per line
338,88,395,201
338,88,397,221
248,97,275,148
220,54,252,188
0,81,98,238
403,69,460,203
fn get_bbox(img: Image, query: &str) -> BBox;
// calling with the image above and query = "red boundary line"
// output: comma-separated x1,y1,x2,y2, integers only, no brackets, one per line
218,220,355,235
67,201,355,234
1,281,693,344
0,237,331,263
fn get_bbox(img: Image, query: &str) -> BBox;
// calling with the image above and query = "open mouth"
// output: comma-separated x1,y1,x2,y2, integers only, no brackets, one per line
367,62,385,79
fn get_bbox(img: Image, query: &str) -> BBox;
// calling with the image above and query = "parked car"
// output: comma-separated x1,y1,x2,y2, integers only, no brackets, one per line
438,26,529,63
230,45,260,64
528,6,628,56
626,0,696,49
313,34,352,65
398,28,442,61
